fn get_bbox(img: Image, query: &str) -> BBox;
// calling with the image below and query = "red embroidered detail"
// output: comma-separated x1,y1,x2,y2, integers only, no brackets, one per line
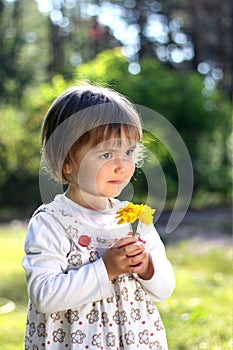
138,237,146,244
78,235,91,247
127,232,146,244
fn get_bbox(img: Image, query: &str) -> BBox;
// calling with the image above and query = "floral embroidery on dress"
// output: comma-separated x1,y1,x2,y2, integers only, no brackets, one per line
139,329,149,344
135,287,144,301
96,237,107,244
52,328,66,343
59,209,72,217
65,309,79,323
125,330,135,345
50,312,61,322
121,286,129,301
147,300,156,314
25,336,30,350
149,340,163,350
66,225,79,239
37,323,46,337
29,322,36,337
101,311,109,326
106,296,114,303
154,317,164,331
89,250,99,262
130,308,141,322
113,310,128,325
86,309,99,324
106,331,116,346
92,333,102,348
71,329,86,344
68,253,82,266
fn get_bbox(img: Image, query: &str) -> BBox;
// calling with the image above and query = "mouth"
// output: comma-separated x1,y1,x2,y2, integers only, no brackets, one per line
108,180,124,185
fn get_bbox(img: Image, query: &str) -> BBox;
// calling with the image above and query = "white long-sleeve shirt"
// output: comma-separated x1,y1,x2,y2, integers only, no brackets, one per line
23,194,175,349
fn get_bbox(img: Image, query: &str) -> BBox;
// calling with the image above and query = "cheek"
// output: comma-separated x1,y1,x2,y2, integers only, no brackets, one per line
95,164,109,181
76,159,97,185
126,161,135,178
98,160,135,177
79,164,97,184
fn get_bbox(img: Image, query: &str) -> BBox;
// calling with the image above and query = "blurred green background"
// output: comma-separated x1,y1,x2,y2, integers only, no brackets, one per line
0,0,232,349
0,0,232,218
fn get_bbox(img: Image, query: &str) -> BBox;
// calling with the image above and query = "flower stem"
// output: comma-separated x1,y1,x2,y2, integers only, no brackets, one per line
131,220,138,236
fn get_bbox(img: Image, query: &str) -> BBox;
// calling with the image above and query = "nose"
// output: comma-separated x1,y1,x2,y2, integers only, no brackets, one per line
113,158,126,173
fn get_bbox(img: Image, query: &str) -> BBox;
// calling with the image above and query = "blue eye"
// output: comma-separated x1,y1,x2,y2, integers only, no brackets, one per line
101,153,112,159
126,149,134,157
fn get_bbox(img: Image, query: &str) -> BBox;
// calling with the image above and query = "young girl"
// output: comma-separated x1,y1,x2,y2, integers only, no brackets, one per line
23,85,175,349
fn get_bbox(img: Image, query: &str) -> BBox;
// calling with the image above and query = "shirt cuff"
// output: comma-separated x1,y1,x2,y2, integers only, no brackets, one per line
94,258,115,299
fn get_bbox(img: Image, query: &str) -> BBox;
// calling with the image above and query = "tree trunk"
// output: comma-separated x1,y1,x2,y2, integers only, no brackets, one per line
48,19,65,75
189,0,205,70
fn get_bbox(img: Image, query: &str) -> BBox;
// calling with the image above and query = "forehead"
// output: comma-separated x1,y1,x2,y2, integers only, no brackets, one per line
93,137,137,151
71,123,140,159
90,123,141,145
91,124,139,149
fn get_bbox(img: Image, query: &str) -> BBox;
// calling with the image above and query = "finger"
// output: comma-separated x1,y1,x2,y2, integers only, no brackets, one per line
127,262,146,275
128,250,148,266
111,236,138,248
124,242,146,257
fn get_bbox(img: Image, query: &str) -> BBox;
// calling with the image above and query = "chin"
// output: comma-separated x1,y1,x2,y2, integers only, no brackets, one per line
99,183,128,199
100,189,122,199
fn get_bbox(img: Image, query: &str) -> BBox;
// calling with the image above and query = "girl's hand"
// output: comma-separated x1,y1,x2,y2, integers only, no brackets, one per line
102,236,154,280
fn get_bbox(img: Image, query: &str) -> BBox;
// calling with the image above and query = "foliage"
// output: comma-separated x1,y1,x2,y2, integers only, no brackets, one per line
33,0,232,97
0,0,232,109
0,0,49,104
0,224,231,349
0,49,231,215
0,104,41,216
0,76,71,216
0,106,38,181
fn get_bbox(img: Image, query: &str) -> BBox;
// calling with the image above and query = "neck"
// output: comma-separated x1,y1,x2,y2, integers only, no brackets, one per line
65,185,107,210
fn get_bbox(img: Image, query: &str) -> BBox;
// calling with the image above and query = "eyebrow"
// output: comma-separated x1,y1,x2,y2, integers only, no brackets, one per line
93,143,137,153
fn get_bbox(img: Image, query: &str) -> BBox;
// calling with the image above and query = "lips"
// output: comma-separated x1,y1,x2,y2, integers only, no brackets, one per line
108,180,123,185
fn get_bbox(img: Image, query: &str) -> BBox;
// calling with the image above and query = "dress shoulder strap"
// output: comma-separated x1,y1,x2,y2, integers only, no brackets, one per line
32,200,93,246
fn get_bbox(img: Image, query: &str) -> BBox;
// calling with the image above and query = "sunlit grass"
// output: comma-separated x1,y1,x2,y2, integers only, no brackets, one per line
0,224,231,349
161,242,232,350
0,224,27,349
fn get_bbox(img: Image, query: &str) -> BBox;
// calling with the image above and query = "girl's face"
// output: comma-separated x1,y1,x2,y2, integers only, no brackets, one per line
66,134,137,209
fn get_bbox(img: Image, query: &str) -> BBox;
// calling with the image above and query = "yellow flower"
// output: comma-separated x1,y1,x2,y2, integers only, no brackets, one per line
138,205,155,225
116,202,155,226
116,203,143,224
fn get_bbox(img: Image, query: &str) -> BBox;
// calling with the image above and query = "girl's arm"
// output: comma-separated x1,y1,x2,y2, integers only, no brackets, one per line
135,224,176,302
22,213,114,314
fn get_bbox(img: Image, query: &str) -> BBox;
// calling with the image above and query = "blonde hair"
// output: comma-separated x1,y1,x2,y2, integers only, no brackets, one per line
41,84,143,183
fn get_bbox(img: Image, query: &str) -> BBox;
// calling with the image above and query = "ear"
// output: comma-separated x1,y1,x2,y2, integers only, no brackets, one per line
63,162,72,175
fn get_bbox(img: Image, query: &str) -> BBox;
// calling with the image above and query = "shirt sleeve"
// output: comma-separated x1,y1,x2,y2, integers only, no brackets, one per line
22,212,115,314
135,224,176,302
